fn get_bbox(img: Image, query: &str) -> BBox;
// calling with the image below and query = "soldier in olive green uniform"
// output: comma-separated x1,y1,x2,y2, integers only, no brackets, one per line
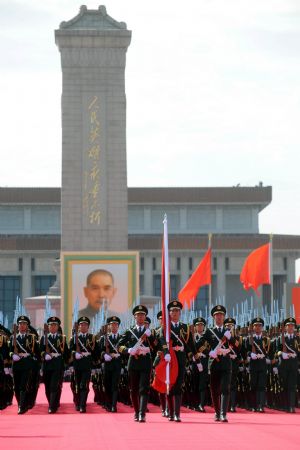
99,316,122,412
158,301,202,422
9,315,39,414
0,324,11,410
275,317,300,413
69,316,98,413
205,305,240,422
118,305,156,422
40,316,69,413
192,317,210,412
244,317,272,412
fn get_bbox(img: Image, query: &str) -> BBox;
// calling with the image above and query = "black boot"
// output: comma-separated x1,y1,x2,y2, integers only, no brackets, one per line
159,393,167,417
174,394,182,422
18,391,27,415
257,391,265,413
211,390,220,421
198,391,206,412
48,392,57,413
220,394,229,422
139,395,148,422
79,390,88,413
167,395,174,421
130,391,139,421
111,391,118,412
288,391,296,413
230,390,236,412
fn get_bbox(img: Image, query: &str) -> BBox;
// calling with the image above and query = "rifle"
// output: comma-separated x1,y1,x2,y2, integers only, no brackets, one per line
75,323,80,353
13,323,18,354
281,321,287,353
44,323,50,354
249,324,255,354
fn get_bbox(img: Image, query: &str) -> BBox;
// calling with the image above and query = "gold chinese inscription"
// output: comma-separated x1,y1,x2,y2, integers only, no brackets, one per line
83,96,101,225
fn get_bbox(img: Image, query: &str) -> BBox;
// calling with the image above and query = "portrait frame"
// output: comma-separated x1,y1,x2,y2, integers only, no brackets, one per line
61,251,139,334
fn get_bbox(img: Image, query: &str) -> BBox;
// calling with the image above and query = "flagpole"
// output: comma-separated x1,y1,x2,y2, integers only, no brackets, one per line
163,214,170,394
269,234,273,316
208,233,212,314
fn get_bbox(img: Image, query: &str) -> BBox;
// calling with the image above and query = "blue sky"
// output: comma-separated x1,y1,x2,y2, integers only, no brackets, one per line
0,0,299,275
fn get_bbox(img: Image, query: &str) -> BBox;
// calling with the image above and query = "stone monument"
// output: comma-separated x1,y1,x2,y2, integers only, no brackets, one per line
55,5,131,251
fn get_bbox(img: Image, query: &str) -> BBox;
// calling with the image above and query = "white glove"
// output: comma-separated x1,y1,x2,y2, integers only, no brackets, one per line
69,366,74,374
257,353,265,359
238,366,244,372
230,354,237,359
75,352,83,360
224,330,231,340
197,362,203,372
209,350,217,359
45,353,52,361
128,347,137,355
273,367,278,375
246,367,250,374
220,348,231,356
290,353,297,359
164,353,171,362
198,352,206,358
251,352,257,360
266,358,271,365
91,369,96,376
281,352,289,360
144,328,151,337
112,353,120,358
12,353,20,362
120,368,124,375
4,367,10,375
104,353,112,362
216,347,223,356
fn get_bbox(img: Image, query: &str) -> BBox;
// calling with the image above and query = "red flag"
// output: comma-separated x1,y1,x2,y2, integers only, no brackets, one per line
297,276,300,284
178,248,211,308
240,243,270,295
292,287,300,324
152,215,178,394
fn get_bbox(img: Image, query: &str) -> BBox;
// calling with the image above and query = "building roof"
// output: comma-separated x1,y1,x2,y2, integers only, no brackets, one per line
0,186,272,208
128,186,272,208
0,233,299,252
128,234,300,252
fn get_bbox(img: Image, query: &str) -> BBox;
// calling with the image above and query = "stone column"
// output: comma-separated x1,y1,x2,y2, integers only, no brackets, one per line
55,6,131,251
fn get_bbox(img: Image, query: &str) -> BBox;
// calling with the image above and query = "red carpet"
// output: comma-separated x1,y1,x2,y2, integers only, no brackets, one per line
1,384,299,450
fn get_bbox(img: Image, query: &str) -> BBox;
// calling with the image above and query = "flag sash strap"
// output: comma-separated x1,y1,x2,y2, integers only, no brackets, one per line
170,330,185,347
209,328,237,356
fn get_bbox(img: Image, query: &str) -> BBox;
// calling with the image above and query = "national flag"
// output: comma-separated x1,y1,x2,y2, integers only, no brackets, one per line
240,243,270,295
178,247,211,308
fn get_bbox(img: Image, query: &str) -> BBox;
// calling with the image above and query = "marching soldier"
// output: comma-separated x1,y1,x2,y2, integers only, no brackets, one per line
205,305,240,422
0,324,11,410
118,305,156,422
9,315,39,414
40,316,69,413
244,317,272,413
69,316,97,413
158,300,202,422
192,317,210,412
99,316,122,412
224,317,243,412
276,317,300,413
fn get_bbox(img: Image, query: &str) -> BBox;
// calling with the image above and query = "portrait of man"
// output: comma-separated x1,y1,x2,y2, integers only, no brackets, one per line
78,269,117,320
61,252,139,333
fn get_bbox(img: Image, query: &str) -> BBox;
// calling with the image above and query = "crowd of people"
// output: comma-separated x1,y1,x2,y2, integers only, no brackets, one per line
0,302,299,422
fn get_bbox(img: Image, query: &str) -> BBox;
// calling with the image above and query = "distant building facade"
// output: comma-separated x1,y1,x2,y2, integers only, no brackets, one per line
0,185,299,325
